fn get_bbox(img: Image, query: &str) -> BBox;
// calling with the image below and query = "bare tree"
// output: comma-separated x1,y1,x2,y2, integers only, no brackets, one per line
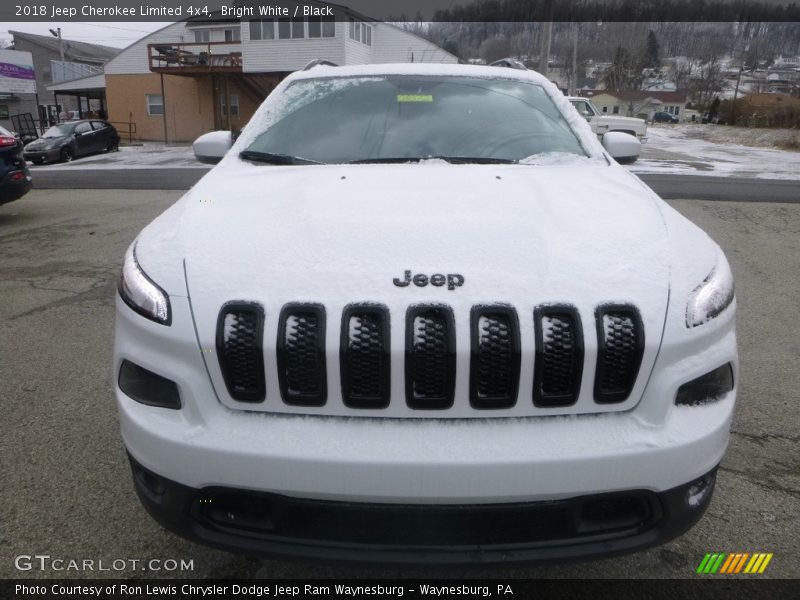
691,56,727,108
669,59,693,90
479,34,511,64
602,46,645,91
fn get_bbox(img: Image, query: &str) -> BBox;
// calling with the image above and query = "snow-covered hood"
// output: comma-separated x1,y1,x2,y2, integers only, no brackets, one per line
140,160,670,326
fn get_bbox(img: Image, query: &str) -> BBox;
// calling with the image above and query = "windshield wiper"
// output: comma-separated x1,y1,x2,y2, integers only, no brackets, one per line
347,156,516,165
239,150,321,165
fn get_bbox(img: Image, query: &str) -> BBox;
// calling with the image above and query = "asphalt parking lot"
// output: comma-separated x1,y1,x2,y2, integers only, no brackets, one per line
1,189,798,580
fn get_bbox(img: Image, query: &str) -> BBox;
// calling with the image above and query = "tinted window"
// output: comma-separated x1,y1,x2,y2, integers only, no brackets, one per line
91,121,107,130
244,76,586,163
75,122,92,134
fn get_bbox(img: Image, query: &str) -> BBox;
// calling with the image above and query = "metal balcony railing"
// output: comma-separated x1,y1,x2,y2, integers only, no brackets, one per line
148,42,243,73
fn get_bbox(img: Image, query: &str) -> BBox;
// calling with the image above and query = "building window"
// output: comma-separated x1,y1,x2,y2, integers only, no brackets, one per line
602,106,608,113
309,17,336,38
278,19,291,39
146,94,164,116
249,20,275,40
612,105,620,114
220,93,239,118
674,106,680,115
349,18,372,46
0,105,8,119
194,30,210,43
225,28,240,42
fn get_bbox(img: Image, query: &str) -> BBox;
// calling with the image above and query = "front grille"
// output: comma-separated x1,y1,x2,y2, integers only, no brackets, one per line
216,302,265,403
594,305,645,403
470,306,520,409
405,305,456,409
340,305,390,409
277,304,327,406
533,306,584,407
213,301,647,414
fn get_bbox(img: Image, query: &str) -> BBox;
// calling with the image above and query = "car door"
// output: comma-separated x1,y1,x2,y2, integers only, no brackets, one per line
91,121,111,150
72,122,94,156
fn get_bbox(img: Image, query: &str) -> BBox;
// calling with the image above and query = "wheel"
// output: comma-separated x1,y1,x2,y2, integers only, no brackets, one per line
60,147,73,163
106,140,119,152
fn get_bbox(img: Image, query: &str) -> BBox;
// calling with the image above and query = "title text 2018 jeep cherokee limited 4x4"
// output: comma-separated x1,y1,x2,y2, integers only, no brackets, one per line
115,63,737,565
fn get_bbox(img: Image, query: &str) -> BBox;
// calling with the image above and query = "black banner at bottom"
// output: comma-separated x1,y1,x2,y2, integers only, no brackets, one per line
2,579,797,600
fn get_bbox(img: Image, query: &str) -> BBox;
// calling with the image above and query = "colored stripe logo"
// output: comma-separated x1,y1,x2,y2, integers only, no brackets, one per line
697,552,773,574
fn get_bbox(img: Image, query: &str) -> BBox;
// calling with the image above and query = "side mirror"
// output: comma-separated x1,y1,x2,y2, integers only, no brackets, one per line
601,131,641,164
193,130,232,164
582,110,593,121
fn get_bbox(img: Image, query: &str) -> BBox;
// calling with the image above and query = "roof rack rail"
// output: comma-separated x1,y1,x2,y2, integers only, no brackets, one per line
489,58,527,70
303,59,339,70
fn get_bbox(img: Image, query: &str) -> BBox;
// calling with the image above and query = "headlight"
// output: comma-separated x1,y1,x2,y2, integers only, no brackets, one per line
686,250,734,327
118,242,171,325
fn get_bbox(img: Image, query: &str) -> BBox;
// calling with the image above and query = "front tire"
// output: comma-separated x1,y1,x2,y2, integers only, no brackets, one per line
60,147,73,163
106,140,119,152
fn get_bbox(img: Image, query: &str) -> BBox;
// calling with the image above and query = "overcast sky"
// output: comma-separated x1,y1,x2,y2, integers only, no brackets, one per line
0,22,172,49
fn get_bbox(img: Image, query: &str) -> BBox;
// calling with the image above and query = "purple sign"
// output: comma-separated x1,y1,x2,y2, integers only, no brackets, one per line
0,50,37,94
0,62,36,80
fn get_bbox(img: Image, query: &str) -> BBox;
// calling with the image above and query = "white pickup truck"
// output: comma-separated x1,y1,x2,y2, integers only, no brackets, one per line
568,97,647,162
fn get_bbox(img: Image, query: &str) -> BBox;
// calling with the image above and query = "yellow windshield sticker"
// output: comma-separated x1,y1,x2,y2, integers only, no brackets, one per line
397,94,433,103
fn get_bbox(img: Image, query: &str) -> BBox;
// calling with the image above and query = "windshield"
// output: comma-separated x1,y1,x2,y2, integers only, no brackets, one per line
42,124,74,138
242,75,587,164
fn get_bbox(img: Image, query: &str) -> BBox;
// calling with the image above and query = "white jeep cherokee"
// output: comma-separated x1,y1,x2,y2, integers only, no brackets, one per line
115,63,737,565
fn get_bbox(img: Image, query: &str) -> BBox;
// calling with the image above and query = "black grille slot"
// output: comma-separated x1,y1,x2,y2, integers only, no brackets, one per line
470,306,520,409
216,303,265,403
405,305,456,410
277,304,327,406
340,305,390,409
594,305,644,403
533,306,584,407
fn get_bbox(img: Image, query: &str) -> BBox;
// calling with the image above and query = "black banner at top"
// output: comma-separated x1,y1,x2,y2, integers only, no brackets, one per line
3,0,800,22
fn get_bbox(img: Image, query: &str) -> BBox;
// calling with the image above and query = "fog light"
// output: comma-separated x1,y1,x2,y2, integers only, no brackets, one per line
118,359,181,409
675,363,734,406
686,471,716,508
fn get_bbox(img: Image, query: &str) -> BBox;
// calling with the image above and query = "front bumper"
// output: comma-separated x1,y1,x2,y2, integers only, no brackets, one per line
129,453,718,565
23,147,62,163
116,290,737,562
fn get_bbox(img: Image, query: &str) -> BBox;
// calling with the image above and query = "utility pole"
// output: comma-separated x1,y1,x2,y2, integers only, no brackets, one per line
538,0,554,77
49,28,64,62
731,43,749,125
569,23,578,95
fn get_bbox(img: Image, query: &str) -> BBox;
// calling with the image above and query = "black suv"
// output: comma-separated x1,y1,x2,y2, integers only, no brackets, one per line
0,126,32,206
24,120,120,164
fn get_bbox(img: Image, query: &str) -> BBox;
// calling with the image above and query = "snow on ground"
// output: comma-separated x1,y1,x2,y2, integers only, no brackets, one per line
29,143,205,171
628,124,800,180
26,125,799,180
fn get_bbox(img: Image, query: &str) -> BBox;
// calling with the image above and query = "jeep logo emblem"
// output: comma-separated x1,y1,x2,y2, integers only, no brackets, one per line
393,270,464,290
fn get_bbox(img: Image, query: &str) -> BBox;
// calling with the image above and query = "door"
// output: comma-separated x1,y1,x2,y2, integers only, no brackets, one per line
72,121,94,156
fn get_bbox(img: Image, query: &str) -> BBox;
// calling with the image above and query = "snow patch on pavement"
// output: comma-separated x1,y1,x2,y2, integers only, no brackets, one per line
29,143,206,171
628,125,800,180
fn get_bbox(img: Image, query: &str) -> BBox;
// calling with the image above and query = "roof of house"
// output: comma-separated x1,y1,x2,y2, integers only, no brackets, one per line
10,30,120,64
581,89,688,103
